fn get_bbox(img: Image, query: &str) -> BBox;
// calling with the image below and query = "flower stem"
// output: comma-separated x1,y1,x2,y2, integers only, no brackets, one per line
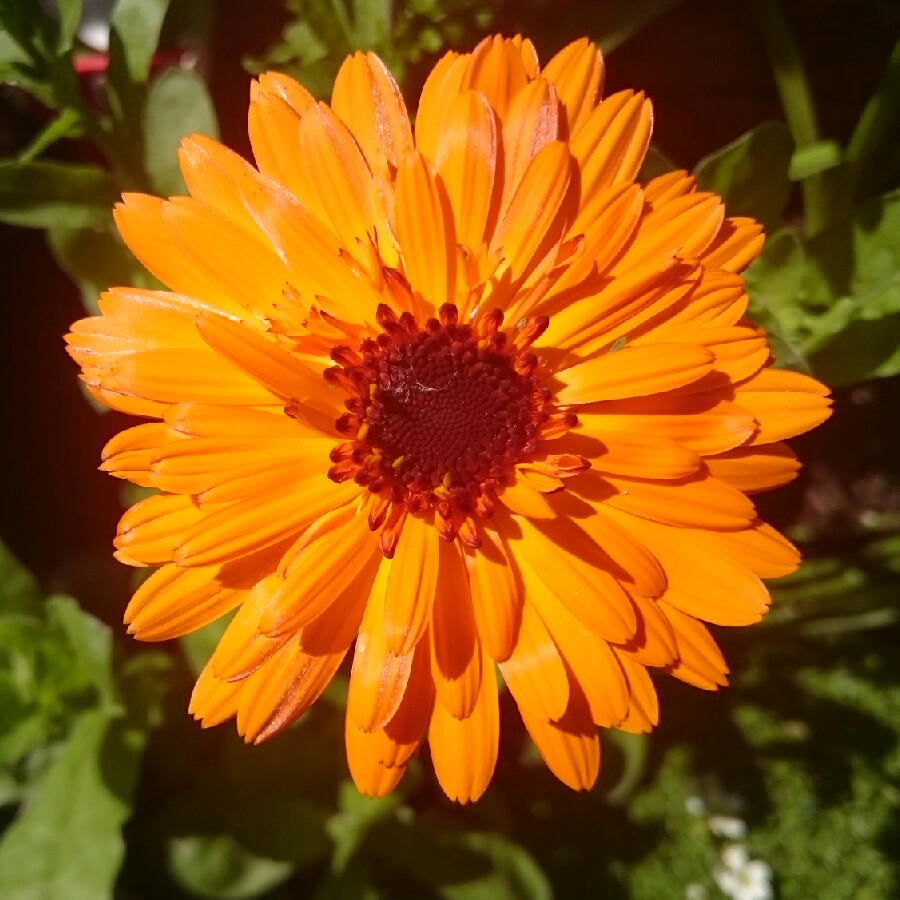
752,0,828,235
843,33,900,205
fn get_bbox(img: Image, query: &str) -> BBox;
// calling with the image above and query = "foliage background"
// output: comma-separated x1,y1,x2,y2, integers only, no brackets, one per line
1,0,899,897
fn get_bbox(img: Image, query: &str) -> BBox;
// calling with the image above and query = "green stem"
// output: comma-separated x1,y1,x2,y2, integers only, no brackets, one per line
50,55,149,192
843,32,900,205
752,0,828,234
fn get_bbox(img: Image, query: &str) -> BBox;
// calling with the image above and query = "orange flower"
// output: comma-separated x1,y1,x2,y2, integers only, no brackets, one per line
66,36,831,802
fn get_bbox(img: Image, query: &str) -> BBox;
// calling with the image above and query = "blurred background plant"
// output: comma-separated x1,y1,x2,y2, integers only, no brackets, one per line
1,0,899,897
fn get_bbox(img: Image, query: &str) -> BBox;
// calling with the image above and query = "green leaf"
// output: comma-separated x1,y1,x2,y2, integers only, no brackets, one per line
743,228,829,370
375,825,552,900
843,34,900,205
45,597,118,713
439,833,552,900
55,0,84,53
142,67,218,195
327,782,401,872
604,731,650,805
0,0,52,59
47,220,159,312
17,107,83,163
0,709,148,900
788,139,842,181
807,190,900,384
0,160,119,229
348,0,390,48
0,29,30,68
693,121,795,229
0,541,42,616
168,834,295,900
179,615,231,677
107,0,171,83
232,795,329,867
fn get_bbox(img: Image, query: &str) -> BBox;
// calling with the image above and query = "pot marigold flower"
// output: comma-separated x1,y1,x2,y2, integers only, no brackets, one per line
66,35,831,802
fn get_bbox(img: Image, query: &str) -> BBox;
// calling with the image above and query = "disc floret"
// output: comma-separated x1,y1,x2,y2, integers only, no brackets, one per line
325,302,569,551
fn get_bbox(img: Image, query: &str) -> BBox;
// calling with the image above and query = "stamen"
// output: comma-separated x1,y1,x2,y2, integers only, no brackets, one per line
325,304,577,551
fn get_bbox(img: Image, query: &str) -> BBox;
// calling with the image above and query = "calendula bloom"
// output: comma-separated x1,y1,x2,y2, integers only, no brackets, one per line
66,35,831,802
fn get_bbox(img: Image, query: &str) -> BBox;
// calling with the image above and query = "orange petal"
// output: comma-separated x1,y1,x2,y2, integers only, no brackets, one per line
680,519,800,579
661,602,729,690
345,719,408,799
705,442,800,493
240,173,384,323
617,590,678,668
565,498,667,598
499,78,561,218
616,191,724,272
113,196,247,319
655,271,748,332
178,135,260,233
465,527,522,663
236,636,347,743
383,512,440,656
602,471,757,529
428,644,499,803
570,91,652,205
735,367,833,444
551,183,643,298
159,197,288,319
541,37,604,135
525,560,629,727
459,35,533,121
346,642,433,797
498,472,556,519
208,577,290,682
189,661,242,728
519,681,600,790
247,91,328,222
582,430,702,480
108,347,278,407
428,647,500,803
347,557,415,732
430,539,481,719
435,90,499,251
297,102,386,256
124,562,245,641
394,150,457,314
260,504,379,636
498,597,569,722
701,216,764,272
414,51,468,160
115,493,204,566
576,394,756,455
613,649,659,733
100,422,167,485
512,515,637,644
555,343,715,405
331,51,413,172
541,258,683,355
491,141,573,289
618,514,771,626
174,474,360,567
196,314,335,419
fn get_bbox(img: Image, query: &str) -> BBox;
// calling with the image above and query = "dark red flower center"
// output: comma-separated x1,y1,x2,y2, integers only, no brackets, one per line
325,303,556,548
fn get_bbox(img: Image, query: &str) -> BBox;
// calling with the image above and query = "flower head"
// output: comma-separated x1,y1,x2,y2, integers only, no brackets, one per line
66,35,831,802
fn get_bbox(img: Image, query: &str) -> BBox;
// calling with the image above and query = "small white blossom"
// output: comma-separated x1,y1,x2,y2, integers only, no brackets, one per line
685,795,707,817
714,844,773,900
709,815,748,840
685,883,707,900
